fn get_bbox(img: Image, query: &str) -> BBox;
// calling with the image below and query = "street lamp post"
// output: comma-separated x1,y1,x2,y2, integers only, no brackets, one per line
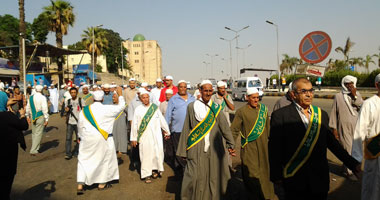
236,44,252,77
121,37,130,86
225,25,250,79
220,35,239,79
205,54,218,78
266,20,280,91
203,61,210,78
92,24,103,85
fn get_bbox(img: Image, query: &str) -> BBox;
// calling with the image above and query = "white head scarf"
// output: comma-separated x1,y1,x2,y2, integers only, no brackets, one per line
341,75,358,116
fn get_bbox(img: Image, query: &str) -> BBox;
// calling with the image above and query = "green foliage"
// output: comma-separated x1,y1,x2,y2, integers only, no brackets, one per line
360,69,380,87
67,41,86,50
31,13,49,43
102,29,130,73
95,64,103,72
0,14,32,46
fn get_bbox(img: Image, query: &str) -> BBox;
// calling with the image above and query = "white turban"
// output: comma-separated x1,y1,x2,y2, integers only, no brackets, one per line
341,75,357,94
156,78,162,82
375,73,380,83
35,85,43,92
103,84,110,89
178,80,186,85
247,88,259,96
141,82,148,87
288,81,293,91
93,90,104,101
166,89,173,94
217,81,227,88
166,75,173,80
200,80,212,87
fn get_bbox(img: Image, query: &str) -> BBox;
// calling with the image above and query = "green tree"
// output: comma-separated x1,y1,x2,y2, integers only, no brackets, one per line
0,14,20,45
67,41,86,50
280,54,301,74
335,37,355,63
102,29,130,73
373,47,380,68
31,13,49,43
363,54,375,73
81,27,108,71
43,0,75,83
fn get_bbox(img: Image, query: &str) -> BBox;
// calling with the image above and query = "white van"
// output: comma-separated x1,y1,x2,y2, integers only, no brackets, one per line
232,77,264,101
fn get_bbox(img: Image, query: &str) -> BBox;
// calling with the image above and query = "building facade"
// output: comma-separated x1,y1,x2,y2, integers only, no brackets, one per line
122,34,162,84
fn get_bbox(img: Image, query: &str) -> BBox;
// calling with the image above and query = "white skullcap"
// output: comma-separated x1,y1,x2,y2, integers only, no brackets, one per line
200,80,212,86
82,84,89,88
166,75,173,80
141,82,148,87
137,88,146,93
61,85,65,89
140,90,150,96
156,78,162,82
103,84,110,89
375,73,380,83
129,78,136,82
111,84,117,88
35,85,43,92
123,85,128,88
178,80,186,85
93,90,104,100
28,84,31,86
247,88,259,96
43,85,47,87
217,81,227,88
166,89,173,94
50,84,54,86
92,85,98,89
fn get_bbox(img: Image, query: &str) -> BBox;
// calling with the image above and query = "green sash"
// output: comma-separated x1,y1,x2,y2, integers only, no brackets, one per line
365,132,380,160
137,104,158,142
29,95,43,122
283,105,322,178
241,103,268,148
82,93,92,101
83,105,109,140
187,101,222,150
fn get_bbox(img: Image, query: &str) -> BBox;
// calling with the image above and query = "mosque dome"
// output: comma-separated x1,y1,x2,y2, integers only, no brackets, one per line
133,34,146,41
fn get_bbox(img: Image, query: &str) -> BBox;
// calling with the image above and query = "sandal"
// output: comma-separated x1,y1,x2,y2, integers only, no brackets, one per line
77,185,85,195
144,177,152,184
98,183,112,190
152,171,158,179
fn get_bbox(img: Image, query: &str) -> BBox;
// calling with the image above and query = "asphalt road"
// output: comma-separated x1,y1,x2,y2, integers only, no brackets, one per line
10,97,361,200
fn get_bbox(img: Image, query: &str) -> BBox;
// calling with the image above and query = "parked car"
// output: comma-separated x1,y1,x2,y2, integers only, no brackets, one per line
232,77,264,101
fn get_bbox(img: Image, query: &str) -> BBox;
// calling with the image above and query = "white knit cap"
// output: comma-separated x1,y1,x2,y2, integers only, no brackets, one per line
166,89,173,94
103,84,110,89
166,75,173,80
93,90,104,101
141,82,148,87
156,78,162,82
247,88,259,96
375,73,380,83
178,80,186,85
217,81,227,88
35,85,43,92
200,80,212,86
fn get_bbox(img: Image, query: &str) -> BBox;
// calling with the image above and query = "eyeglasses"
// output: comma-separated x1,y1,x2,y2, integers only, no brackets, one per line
295,88,315,94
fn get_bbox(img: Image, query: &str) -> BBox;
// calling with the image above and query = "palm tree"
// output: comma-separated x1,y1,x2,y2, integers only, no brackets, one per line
348,57,364,70
43,0,75,48
363,54,375,73
18,0,25,81
335,37,355,63
81,27,108,70
281,54,301,74
373,46,380,68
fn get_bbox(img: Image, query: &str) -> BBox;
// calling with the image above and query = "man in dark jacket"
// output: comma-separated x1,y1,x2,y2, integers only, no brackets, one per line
0,98,28,200
269,77,361,200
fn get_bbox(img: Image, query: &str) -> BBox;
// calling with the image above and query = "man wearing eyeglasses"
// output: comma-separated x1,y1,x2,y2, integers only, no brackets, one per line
269,77,361,200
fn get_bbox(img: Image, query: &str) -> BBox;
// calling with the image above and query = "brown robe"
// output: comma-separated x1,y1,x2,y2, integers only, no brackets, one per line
230,104,275,200
177,102,235,200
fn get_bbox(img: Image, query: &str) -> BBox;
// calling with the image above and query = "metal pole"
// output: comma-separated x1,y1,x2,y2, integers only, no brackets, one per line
22,38,26,95
235,32,239,79
276,25,280,92
229,40,232,79
92,27,95,85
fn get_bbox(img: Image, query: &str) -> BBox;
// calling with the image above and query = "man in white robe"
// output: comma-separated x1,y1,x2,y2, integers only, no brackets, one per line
151,78,164,106
130,90,170,183
352,73,380,200
48,85,59,113
76,87,126,193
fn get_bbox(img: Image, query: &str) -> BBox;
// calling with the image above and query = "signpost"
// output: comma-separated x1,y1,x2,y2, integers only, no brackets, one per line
295,64,326,77
299,31,332,64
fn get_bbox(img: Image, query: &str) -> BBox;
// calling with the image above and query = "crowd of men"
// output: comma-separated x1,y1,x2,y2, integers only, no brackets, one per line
1,73,380,200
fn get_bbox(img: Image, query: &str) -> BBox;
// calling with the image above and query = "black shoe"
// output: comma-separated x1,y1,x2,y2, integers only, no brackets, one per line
65,155,72,160
117,158,123,165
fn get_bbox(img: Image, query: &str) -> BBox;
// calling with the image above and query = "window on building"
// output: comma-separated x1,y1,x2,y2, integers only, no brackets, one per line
134,52,139,55
135,59,139,63
147,42,152,48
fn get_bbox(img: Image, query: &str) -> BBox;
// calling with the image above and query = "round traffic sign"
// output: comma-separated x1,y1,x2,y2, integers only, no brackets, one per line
299,31,332,64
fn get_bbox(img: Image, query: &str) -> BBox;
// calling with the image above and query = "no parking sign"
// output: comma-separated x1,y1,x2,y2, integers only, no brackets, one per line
299,31,332,64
